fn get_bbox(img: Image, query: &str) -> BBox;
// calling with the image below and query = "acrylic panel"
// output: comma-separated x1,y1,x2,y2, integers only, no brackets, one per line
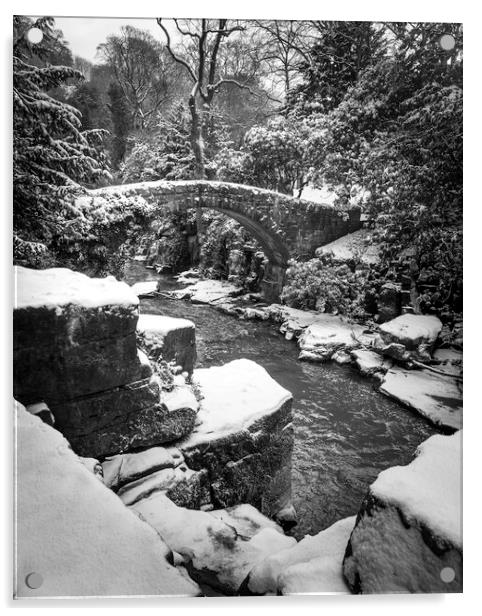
13,15,462,598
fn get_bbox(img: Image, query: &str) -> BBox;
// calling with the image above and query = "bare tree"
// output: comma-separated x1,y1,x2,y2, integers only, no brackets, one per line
98,26,178,129
157,18,261,179
254,20,317,97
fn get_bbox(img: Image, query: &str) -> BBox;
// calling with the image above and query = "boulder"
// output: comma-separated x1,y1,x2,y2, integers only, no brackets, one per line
70,404,197,460
265,304,320,338
209,503,285,538
248,515,356,595
14,266,197,459
102,446,185,490
103,445,210,510
14,267,141,404
379,314,442,351
137,313,197,373
176,359,293,518
298,315,374,362
14,401,199,598
343,432,462,594
351,349,392,378
131,492,296,594
15,329,143,405
118,465,210,509
379,368,462,430
14,266,139,347
377,282,402,322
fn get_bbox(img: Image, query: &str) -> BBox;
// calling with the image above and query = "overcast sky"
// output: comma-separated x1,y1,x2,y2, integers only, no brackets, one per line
53,17,179,63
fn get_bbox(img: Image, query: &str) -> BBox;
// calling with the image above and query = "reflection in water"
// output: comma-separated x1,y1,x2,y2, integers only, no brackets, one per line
125,263,436,538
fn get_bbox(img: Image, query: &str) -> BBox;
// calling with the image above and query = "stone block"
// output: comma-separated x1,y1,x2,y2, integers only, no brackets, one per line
14,333,142,404
137,314,197,373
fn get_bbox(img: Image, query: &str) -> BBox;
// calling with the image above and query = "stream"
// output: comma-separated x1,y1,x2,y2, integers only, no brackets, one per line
125,262,436,539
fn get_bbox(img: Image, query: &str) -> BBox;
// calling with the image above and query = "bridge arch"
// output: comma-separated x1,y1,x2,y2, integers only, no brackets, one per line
83,180,361,297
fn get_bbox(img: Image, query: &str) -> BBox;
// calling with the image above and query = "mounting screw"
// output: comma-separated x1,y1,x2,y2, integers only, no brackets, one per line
25,572,43,589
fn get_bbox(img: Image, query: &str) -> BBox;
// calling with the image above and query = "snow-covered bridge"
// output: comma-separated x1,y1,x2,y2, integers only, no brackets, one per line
84,180,361,297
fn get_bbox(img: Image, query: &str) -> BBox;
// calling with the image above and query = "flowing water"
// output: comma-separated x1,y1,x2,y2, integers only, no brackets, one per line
125,262,436,539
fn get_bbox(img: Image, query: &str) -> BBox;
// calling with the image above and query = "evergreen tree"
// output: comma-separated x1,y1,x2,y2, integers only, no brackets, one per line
305,23,463,316
288,21,386,114
13,17,110,250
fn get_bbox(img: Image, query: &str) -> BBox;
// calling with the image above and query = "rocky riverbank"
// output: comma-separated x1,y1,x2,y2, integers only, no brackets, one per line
14,265,463,596
139,271,462,433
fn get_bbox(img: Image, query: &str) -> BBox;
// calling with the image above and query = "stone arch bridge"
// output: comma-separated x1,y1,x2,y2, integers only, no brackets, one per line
84,180,361,297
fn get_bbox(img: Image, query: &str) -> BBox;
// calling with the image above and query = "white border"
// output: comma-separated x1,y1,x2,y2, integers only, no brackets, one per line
2,1,480,614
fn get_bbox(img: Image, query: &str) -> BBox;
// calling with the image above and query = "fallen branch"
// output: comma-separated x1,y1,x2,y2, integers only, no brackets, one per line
410,359,463,381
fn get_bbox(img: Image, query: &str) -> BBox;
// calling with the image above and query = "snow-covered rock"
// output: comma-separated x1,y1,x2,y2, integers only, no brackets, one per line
137,313,196,373
131,492,296,594
15,401,199,598
175,268,200,284
14,266,197,458
351,349,392,378
171,279,242,304
177,359,293,517
209,503,285,538
298,315,374,362
131,280,158,297
248,516,356,595
343,431,462,593
380,368,462,430
14,266,142,404
433,348,463,378
118,462,210,509
264,304,320,338
379,314,442,351
162,376,199,415
102,446,183,490
49,374,195,458
15,265,139,309
103,439,210,512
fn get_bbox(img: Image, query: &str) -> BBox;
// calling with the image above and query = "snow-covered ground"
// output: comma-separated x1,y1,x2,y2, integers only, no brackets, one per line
248,516,356,594
15,265,138,309
15,401,199,598
317,229,380,265
181,359,292,448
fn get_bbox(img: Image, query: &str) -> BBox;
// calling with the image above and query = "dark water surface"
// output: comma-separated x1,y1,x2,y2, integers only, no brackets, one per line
125,262,436,538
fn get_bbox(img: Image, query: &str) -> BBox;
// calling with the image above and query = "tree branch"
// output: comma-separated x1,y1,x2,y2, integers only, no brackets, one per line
156,18,197,83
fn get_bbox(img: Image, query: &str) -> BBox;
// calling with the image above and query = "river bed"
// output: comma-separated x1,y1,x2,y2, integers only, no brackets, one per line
125,262,436,539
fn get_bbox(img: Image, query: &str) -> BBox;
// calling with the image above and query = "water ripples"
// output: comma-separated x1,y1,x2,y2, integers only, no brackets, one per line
126,264,436,539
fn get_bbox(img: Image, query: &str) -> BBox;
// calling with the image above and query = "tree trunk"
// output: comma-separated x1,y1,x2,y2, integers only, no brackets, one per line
188,92,206,244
